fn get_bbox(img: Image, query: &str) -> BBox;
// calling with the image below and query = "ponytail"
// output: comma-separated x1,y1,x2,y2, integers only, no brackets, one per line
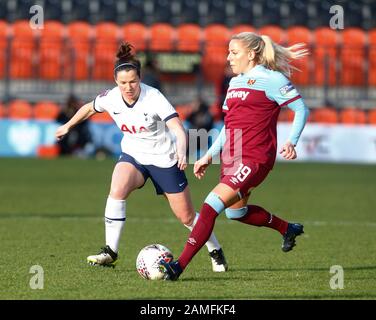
232,32,309,78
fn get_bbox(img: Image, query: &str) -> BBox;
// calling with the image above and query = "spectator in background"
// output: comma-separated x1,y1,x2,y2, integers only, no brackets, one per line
214,65,234,122
56,95,92,157
186,98,214,132
141,56,163,93
186,98,215,159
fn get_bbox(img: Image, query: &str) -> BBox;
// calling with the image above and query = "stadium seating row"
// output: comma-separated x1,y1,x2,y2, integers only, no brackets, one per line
0,99,112,122
1,20,376,85
1,99,376,125
1,0,375,30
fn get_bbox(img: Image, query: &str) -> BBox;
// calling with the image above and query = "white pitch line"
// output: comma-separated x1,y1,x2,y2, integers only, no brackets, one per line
0,215,376,227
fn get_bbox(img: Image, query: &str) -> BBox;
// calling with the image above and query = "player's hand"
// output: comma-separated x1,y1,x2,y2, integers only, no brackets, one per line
55,125,69,141
176,153,187,170
279,141,297,160
193,154,212,179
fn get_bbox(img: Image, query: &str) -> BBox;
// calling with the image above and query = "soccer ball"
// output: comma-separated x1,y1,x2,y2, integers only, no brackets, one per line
136,244,173,280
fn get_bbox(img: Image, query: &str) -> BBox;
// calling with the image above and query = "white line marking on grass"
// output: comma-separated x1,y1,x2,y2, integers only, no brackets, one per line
1,215,376,227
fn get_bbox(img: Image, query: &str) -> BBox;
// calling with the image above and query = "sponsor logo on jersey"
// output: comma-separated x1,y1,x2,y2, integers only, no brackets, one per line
247,79,256,86
226,89,250,101
121,124,148,134
279,82,295,95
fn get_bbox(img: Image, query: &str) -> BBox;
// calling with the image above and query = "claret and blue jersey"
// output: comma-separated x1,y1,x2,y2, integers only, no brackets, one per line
222,64,304,169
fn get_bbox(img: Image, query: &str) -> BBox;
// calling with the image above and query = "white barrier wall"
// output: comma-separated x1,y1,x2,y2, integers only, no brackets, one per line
277,123,376,164
1,119,376,164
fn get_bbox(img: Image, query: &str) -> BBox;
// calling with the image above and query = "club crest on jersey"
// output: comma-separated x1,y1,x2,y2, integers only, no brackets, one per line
279,82,295,95
247,79,256,86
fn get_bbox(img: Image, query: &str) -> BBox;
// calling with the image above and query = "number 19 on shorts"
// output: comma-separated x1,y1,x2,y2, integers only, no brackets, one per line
230,163,252,184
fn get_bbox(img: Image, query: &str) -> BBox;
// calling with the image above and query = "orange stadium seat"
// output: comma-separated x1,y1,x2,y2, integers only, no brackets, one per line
176,24,202,52
175,104,193,121
313,27,339,86
258,25,286,44
311,107,338,124
0,102,6,118
231,24,256,36
368,109,376,124
278,107,295,122
90,111,113,123
121,23,148,52
93,22,119,80
339,107,367,124
286,26,313,85
367,29,376,86
202,24,231,83
204,24,230,47
7,100,33,119
39,21,66,79
9,20,37,78
149,23,176,52
66,21,93,80
0,21,8,78
33,101,60,120
340,28,367,86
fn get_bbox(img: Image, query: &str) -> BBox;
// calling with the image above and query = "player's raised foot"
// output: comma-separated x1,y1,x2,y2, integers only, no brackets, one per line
87,245,118,268
159,260,183,281
209,248,228,272
282,223,304,252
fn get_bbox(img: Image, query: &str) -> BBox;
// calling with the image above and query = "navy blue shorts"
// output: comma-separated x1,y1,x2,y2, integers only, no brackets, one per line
118,153,188,195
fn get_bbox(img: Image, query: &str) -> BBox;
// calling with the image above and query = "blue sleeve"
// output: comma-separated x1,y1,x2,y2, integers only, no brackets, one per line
207,125,226,158
286,99,310,146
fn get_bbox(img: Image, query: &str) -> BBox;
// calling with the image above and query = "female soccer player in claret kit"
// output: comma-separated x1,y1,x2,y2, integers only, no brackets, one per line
160,32,310,280
55,42,228,272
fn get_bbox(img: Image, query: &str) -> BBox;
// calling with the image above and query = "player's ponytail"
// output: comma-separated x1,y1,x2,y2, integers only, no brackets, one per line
114,42,141,78
232,32,309,78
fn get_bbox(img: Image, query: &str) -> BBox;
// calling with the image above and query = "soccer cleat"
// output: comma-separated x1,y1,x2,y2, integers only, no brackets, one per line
87,245,118,268
209,248,228,272
159,260,183,281
282,223,304,252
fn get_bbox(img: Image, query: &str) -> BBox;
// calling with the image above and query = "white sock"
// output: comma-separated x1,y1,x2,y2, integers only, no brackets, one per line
185,212,221,252
104,196,126,253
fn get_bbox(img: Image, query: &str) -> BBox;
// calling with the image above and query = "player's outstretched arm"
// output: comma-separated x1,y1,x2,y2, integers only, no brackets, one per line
193,125,226,179
55,102,96,141
193,154,212,179
279,141,297,160
279,98,309,160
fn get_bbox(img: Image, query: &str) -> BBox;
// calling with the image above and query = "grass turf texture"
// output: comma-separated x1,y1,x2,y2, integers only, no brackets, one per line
0,158,375,299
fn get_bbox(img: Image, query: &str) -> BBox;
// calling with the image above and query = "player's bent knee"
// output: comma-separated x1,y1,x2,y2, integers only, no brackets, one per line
225,206,248,219
204,192,226,214
110,186,129,200
177,212,194,226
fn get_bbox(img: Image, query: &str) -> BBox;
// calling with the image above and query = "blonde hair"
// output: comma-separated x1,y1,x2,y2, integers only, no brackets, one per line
232,32,309,78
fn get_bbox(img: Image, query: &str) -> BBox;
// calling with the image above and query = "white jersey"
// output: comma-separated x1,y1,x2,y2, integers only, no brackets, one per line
94,83,178,168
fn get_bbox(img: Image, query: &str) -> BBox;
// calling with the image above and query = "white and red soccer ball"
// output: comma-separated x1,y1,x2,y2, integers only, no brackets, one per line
136,244,173,280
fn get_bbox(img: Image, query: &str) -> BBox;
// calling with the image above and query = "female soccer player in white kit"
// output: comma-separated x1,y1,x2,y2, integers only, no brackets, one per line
55,42,227,271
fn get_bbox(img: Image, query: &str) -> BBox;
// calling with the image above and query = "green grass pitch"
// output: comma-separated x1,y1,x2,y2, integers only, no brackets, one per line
0,158,375,299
